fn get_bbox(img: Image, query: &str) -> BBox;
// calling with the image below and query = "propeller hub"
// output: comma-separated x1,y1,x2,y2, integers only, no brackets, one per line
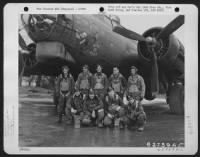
138,27,169,62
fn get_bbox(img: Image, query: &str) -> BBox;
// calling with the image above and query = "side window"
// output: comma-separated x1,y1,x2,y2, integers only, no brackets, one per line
57,14,74,29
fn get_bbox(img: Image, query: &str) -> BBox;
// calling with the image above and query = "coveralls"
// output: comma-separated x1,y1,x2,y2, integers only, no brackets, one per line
76,71,93,99
92,72,108,100
56,74,75,123
82,96,104,127
125,74,145,100
108,73,127,97
104,94,126,127
123,99,147,130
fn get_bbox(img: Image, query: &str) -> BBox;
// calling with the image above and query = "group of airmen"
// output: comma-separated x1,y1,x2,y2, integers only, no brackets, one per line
54,64,147,131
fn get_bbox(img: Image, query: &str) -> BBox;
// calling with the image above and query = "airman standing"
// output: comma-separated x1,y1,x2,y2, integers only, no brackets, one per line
108,67,127,98
55,65,75,123
92,64,108,100
75,64,93,100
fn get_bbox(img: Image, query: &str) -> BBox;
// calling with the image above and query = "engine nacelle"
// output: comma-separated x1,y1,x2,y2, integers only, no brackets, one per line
137,27,184,73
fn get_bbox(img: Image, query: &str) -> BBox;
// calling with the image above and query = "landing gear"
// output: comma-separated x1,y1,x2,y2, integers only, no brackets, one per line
167,81,184,115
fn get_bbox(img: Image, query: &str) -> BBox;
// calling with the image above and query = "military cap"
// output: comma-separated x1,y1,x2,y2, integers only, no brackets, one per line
89,89,95,95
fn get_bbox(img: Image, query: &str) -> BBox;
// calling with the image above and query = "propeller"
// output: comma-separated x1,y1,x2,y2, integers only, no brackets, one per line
19,32,36,85
156,15,184,40
112,15,184,94
113,25,146,41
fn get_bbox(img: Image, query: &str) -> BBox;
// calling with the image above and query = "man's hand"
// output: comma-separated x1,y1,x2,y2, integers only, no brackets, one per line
140,96,144,101
71,108,77,113
123,96,129,105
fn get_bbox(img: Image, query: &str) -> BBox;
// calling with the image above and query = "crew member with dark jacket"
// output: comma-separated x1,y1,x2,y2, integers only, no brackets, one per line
104,87,126,128
82,89,104,127
70,89,84,118
123,95,147,131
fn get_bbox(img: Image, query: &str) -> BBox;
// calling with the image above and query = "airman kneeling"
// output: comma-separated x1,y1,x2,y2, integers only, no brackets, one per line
123,95,146,131
103,87,126,129
82,89,104,128
70,89,84,128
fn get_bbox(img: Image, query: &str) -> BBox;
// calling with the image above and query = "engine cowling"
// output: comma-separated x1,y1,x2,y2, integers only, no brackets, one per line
138,27,184,74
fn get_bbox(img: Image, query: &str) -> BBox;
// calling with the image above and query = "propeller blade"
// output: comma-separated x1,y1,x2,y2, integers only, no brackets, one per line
157,15,184,39
113,25,146,41
150,52,159,93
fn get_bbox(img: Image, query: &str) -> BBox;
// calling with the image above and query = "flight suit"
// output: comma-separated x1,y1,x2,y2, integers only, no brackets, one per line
108,73,127,97
82,96,104,127
56,74,75,123
123,74,146,130
76,72,93,99
92,72,108,100
103,94,126,127
70,94,84,115
125,74,145,100
70,93,84,126
123,99,146,130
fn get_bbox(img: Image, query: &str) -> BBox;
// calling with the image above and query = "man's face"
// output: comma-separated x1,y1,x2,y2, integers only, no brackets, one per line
97,66,102,73
131,68,136,75
113,68,119,75
83,67,88,73
89,94,95,99
75,91,80,96
108,90,115,97
129,98,135,104
63,68,69,74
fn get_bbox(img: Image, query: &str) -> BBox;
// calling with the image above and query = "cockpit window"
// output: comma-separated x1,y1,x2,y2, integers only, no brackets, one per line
21,14,57,32
101,14,121,29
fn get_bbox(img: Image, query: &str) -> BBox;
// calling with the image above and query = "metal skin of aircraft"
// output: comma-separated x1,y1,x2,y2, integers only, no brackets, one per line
19,14,184,114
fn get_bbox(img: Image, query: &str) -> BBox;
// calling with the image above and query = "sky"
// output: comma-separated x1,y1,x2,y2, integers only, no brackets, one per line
118,14,184,44
19,14,184,45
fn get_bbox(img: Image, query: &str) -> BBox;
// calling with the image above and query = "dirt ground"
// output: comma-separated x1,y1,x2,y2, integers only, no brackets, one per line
19,87,184,147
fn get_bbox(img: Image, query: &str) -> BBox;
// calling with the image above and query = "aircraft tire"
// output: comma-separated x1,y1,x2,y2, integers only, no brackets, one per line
168,83,184,115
